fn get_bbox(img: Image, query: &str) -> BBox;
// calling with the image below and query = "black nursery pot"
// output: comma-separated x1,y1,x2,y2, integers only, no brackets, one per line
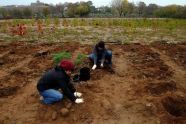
79,67,90,81
73,67,90,82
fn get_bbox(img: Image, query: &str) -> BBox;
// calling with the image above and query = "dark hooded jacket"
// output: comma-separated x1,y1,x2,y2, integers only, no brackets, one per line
37,66,76,102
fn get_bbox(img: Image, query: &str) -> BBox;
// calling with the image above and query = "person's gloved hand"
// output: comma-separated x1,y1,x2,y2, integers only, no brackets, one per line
74,92,82,98
75,98,84,104
100,63,104,68
92,64,97,70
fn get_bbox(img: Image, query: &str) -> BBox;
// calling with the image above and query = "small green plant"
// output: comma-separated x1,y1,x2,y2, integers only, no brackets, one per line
62,18,68,27
30,18,35,26
75,53,87,66
45,17,51,26
53,52,72,64
72,18,79,27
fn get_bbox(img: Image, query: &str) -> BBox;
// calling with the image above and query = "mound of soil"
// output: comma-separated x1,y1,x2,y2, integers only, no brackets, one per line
145,81,177,96
152,42,186,69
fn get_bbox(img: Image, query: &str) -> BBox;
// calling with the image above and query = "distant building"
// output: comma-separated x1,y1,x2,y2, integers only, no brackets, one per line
64,7,68,11
31,0,45,7
30,0,48,18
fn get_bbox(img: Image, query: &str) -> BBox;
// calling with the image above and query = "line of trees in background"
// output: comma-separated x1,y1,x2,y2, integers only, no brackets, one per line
0,0,185,19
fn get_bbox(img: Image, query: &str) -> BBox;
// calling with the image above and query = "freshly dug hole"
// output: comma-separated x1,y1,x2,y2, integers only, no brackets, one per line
162,96,186,117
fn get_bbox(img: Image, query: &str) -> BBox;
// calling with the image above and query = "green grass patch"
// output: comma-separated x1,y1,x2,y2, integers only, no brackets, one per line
74,53,87,66
53,52,72,64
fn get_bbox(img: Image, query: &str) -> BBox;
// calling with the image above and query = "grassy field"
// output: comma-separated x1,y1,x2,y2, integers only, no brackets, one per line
0,18,185,44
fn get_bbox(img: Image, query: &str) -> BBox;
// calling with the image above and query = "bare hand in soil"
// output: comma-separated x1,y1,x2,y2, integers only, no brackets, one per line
74,92,82,98
75,98,84,104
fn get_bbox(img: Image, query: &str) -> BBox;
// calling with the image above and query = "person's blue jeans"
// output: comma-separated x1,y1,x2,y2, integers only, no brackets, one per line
89,50,112,65
40,89,63,104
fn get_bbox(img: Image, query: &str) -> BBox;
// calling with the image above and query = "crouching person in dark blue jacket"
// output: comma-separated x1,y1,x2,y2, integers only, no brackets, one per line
37,60,83,105
89,41,113,71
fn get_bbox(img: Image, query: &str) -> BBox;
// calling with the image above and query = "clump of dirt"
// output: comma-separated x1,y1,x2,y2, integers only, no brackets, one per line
162,96,186,117
60,108,70,117
145,81,177,96
0,86,18,97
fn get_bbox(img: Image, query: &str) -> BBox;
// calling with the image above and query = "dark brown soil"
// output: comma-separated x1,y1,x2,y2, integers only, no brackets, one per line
0,86,18,97
122,43,173,80
162,96,186,117
145,81,177,96
152,42,186,69
0,41,185,124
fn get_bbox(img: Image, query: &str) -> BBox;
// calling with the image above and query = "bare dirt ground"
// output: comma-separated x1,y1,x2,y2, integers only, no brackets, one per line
0,41,185,124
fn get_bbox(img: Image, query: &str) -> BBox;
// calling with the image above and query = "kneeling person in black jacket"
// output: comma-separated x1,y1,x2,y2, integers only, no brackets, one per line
37,60,83,105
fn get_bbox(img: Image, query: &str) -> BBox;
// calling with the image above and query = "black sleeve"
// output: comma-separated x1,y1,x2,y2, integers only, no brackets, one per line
58,79,76,102
67,81,76,93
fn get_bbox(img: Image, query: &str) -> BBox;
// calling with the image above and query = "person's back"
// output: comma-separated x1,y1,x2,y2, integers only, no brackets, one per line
36,60,84,105
37,66,66,92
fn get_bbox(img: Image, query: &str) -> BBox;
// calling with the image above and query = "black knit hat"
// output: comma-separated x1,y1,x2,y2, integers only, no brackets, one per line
97,41,105,49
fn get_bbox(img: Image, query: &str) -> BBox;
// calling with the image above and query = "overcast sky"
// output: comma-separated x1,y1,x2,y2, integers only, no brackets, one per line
0,0,185,7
